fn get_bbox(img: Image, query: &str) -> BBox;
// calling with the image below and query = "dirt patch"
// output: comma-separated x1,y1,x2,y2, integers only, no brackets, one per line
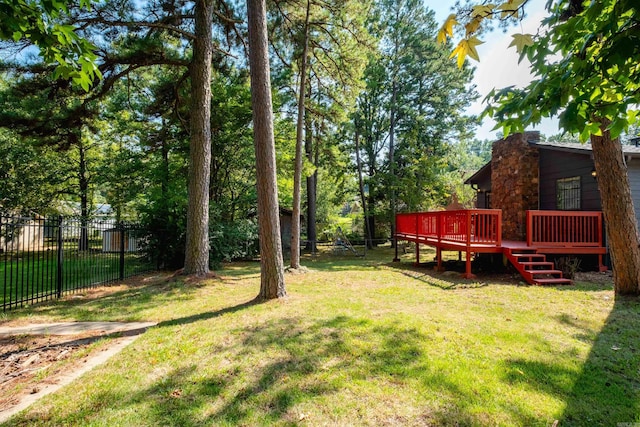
0,331,110,413
574,270,614,285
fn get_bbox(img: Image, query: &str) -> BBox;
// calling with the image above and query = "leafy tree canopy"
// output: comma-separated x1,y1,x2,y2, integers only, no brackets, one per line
0,0,101,89
439,0,639,141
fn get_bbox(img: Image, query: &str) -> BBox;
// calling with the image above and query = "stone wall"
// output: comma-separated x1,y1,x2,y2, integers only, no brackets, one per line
491,132,540,240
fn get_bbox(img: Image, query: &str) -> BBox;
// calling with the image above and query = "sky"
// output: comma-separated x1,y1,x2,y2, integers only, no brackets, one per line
428,0,560,141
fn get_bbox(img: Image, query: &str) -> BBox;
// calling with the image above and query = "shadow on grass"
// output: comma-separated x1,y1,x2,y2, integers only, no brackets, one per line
388,263,489,290
7,312,545,426
157,299,258,328
1,274,209,323
504,297,640,425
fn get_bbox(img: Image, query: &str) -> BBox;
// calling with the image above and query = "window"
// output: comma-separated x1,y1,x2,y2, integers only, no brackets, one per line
556,177,581,210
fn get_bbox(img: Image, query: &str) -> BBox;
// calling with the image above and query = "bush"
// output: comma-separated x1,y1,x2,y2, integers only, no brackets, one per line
555,256,582,279
209,219,259,267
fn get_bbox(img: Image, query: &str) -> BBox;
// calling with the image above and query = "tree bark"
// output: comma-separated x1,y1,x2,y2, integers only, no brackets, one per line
389,79,397,253
247,0,286,299
183,0,213,276
305,169,317,251
355,128,373,249
76,136,89,251
290,0,311,269
591,122,640,296
304,94,317,252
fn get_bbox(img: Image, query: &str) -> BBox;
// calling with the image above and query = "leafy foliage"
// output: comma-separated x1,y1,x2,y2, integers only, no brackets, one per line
0,0,101,89
353,0,477,236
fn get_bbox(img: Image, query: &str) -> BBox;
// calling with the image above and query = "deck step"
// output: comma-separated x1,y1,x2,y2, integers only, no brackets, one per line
521,262,555,269
510,253,546,260
505,250,573,285
533,278,573,285
530,270,564,276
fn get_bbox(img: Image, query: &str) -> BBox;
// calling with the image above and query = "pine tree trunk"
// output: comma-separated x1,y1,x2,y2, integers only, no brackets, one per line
389,80,397,251
183,0,213,276
305,111,317,252
247,0,286,299
591,122,640,296
305,172,317,250
355,129,373,249
290,0,311,269
76,137,89,251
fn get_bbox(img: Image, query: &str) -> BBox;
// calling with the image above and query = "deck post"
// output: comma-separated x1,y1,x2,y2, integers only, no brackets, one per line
463,251,474,279
393,241,400,262
598,254,607,272
462,210,475,279
414,242,420,266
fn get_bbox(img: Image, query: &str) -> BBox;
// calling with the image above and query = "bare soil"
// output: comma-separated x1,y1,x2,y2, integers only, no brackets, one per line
0,331,110,413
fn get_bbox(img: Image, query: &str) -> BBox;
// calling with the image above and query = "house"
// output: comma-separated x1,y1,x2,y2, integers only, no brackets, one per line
394,131,619,285
465,131,640,239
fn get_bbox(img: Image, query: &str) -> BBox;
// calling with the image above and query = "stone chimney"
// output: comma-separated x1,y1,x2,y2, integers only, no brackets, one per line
491,133,540,241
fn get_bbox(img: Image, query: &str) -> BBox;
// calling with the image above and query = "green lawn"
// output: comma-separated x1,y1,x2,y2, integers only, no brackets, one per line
2,246,638,426
1,252,153,307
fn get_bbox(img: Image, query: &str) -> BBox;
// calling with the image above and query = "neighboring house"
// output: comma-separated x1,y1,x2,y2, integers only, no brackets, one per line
465,131,640,240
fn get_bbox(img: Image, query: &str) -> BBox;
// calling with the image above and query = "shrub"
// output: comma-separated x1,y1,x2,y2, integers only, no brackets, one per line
555,256,582,279
209,219,259,267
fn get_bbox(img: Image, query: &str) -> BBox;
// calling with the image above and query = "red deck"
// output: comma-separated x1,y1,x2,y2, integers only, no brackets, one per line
395,209,606,284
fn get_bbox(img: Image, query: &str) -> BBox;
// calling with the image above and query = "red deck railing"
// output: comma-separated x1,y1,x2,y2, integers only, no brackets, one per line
396,209,502,246
526,210,603,247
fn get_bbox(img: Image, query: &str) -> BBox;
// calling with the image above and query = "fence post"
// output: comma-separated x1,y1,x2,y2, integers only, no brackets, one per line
57,216,64,298
119,222,125,280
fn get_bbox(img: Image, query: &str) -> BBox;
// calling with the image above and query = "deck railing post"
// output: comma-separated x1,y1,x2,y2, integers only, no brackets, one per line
498,210,502,246
526,211,533,246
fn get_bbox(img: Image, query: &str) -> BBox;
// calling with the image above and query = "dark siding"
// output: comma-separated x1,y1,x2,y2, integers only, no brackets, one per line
628,160,640,228
476,191,491,209
539,149,601,211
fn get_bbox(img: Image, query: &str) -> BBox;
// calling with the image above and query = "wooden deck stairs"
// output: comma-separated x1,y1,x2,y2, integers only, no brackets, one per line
504,249,572,285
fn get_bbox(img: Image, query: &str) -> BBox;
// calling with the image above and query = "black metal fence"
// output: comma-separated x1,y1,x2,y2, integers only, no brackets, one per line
1,215,154,311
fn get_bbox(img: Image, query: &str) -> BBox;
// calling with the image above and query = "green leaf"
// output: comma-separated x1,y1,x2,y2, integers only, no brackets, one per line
608,117,627,139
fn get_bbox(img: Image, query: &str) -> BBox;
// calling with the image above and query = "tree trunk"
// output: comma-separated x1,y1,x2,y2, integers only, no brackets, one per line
305,172,317,251
290,0,311,269
247,0,286,299
77,137,89,251
183,0,213,276
389,79,397,252
355,128,373,249
591,122,640,296
305,103,317,252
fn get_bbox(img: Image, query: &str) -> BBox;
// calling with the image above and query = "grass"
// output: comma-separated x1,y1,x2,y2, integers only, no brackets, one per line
1,246,639,426
1,252,153,308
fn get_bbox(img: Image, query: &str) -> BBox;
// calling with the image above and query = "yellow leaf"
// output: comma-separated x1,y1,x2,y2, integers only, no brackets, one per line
465,18,482,36
465,36,483,61
508,33,534,53
450,37,484,68
450,42,465,68
498,0,524,18
437,14,458,44
471,4,495,18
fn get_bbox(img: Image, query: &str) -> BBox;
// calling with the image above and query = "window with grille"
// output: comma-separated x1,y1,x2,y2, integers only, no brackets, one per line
556,176,581,210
